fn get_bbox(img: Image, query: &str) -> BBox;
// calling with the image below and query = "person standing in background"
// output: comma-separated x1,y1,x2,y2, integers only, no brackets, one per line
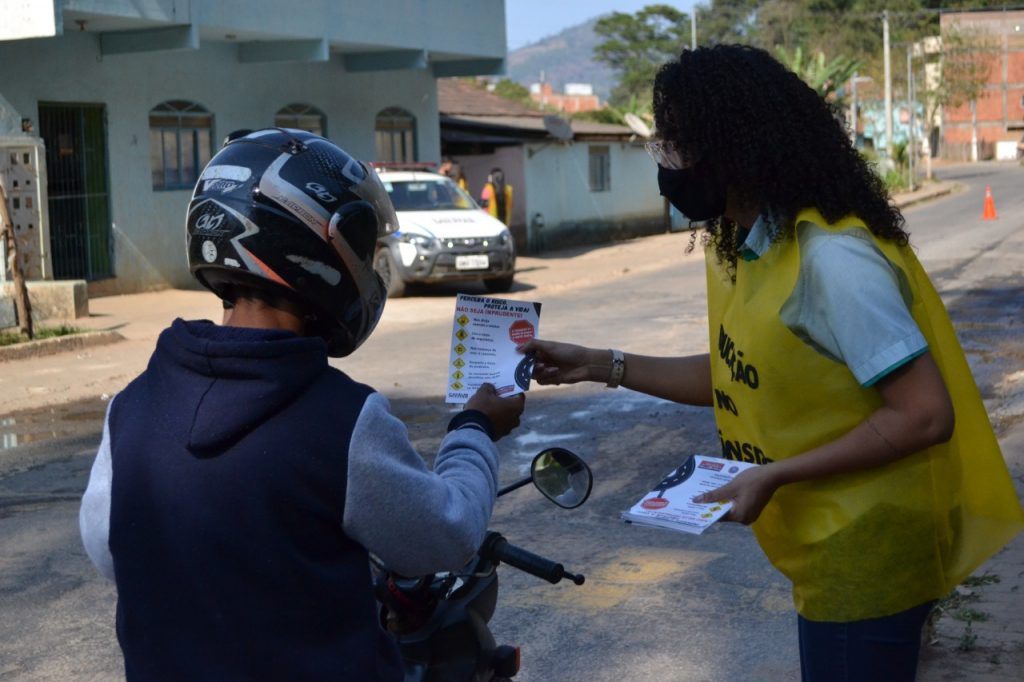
480,168,513,225
439,156,468,190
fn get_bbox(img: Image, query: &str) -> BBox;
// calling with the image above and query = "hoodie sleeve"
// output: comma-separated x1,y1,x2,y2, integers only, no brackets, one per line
80,399,116,581
343,392,499,577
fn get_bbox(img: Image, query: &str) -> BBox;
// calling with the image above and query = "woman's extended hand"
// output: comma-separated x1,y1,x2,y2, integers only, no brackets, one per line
692,465,780,525
520,343,715,407
518,339,608,386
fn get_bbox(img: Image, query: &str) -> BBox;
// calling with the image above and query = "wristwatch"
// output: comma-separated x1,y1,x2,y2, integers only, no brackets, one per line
607,349,625,389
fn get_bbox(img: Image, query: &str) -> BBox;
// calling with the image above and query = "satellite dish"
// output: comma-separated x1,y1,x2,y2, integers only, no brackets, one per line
543,115,574,141
624,113,653,138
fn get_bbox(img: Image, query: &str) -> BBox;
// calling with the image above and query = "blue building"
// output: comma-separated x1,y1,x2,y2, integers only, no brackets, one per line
858,100,926,155
0,0,506,295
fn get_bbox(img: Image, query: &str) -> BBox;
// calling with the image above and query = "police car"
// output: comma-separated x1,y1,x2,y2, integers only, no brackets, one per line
374,166,515,297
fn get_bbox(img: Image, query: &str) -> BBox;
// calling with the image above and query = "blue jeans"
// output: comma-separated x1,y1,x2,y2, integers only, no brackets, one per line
798,601,935,682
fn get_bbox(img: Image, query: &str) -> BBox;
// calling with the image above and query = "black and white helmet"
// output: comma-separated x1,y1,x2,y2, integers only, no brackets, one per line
186,128,396,357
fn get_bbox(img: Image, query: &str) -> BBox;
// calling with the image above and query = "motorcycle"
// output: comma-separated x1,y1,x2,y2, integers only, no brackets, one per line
374,447,593,681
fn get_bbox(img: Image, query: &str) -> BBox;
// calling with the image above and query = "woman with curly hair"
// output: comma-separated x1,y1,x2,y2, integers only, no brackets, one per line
521,45,1022,681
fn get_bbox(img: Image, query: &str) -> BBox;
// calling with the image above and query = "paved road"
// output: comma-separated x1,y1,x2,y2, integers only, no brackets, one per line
1,162,1021,680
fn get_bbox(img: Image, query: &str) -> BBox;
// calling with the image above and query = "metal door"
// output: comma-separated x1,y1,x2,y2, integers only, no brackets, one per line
38,103,113,280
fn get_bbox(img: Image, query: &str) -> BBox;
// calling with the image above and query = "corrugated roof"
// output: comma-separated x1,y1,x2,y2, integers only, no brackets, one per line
570,120,636,136
437,78,543,118
437,79,636,139
442,113,634,138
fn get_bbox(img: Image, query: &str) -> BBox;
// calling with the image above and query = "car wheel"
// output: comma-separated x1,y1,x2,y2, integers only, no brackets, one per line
374,248,407,298
483,274,514,293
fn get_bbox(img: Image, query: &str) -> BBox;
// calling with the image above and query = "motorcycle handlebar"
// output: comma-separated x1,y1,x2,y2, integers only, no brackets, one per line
480,532,585,586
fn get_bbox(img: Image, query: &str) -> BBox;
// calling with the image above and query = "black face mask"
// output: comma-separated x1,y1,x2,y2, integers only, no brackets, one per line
657,165,726,222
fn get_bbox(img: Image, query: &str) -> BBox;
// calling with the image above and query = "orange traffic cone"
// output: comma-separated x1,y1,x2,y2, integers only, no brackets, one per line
982,186,998,220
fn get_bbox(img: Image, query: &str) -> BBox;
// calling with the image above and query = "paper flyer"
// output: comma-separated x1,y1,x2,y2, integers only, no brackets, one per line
446,294,542,404
621,455,759,535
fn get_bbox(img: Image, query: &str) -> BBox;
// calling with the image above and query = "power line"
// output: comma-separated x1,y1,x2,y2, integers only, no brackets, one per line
696,4,1024,24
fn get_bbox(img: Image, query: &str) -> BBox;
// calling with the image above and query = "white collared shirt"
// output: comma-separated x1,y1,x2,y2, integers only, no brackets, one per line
738,215,928,386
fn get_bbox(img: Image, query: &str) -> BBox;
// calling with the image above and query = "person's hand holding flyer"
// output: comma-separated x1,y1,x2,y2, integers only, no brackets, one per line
446,294,542,404
622,455,760,534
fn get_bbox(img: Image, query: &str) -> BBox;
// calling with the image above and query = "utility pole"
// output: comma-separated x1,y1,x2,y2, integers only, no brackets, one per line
849,74,873,149
691,11,697,50
970,100,979,162
883,10,894,161
850,73,859,145
907,46,915,191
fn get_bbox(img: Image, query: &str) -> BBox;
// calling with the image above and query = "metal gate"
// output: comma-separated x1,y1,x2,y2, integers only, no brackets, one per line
38,103,113,280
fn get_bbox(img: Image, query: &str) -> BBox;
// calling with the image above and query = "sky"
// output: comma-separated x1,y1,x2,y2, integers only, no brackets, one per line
506,0,698,51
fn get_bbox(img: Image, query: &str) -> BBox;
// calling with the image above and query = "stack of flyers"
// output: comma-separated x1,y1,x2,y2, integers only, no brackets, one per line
622,455,759,535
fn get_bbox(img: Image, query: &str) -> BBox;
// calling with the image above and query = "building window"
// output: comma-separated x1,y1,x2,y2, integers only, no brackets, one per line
375,107,417,163
149,100,214,190
275,103,326,137
588,145,611,192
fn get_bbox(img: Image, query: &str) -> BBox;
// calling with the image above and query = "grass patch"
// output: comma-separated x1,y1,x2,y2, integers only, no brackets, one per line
953,608,991,623
962,573,1000,588
925,572,1000,652
0,325,81,346
959,622,978,652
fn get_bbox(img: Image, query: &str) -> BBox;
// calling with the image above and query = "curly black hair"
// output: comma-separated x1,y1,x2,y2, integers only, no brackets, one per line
653,44,908,269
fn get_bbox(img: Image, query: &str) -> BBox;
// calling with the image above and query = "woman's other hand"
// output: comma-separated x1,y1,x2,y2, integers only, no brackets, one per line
692,465,781,525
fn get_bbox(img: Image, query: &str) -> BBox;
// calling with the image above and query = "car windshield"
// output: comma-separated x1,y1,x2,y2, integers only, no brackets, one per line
384,178,479,212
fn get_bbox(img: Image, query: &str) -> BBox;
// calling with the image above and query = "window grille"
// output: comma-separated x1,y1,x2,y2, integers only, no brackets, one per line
375,107,417,163
149,101,213,190
275,103,326,137
39,103,113,280
588,145,611,192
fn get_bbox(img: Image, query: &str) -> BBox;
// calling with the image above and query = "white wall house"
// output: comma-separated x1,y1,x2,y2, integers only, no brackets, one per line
438,79,664,254
520,134,663,252
0,0,506,295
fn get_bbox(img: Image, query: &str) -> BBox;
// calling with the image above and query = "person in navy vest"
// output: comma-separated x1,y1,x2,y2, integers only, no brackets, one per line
79,128,525,681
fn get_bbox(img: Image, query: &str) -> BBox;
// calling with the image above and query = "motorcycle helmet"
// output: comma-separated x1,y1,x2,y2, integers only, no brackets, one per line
186,128,397,357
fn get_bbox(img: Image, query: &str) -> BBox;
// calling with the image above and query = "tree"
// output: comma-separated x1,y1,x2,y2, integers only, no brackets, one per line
694,0,759,46
593,4,692,107
774,46,861,101
591,0,1003,170
572,94,655,128
694,0,936,82
492,79,532,105
0,183,33,339
754,0,812,51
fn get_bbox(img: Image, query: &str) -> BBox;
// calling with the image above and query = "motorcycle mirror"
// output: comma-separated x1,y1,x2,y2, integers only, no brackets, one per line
530,447,593,509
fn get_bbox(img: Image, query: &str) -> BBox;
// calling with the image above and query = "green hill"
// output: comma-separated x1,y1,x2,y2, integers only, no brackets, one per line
506,17,617,102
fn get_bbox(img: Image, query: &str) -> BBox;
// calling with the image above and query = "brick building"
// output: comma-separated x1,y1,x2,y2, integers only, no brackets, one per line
528,83,601,114
940,10,1024,160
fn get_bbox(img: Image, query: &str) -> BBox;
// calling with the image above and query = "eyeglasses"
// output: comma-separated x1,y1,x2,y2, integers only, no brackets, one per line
644,140,697,170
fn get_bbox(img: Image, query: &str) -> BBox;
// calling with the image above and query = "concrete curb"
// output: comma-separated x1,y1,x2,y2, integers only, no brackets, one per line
0,330,125,363
893,182,961,209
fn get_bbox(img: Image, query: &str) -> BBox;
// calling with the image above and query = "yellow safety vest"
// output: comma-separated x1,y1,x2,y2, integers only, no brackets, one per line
706,207,1023,622
481,182,513,225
